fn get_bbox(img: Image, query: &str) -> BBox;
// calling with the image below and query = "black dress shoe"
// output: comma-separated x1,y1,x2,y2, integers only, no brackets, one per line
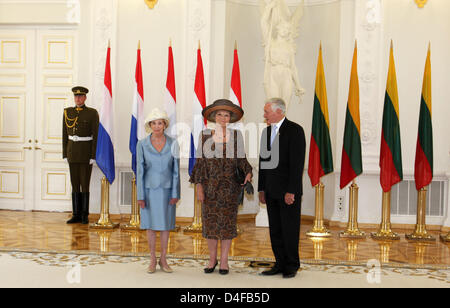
204,261,218,274
219,268,229,275
260,267,283,276
283,271,297,279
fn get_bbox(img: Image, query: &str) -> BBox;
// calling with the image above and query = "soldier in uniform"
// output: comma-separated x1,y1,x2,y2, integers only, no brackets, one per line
63,86,99,224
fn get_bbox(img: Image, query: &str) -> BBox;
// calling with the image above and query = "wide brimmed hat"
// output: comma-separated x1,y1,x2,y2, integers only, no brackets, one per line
202,99,244,123
144,108,170,134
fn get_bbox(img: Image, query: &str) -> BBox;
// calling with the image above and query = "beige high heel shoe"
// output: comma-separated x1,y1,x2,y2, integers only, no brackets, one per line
159,260,173,273
147,260,157,274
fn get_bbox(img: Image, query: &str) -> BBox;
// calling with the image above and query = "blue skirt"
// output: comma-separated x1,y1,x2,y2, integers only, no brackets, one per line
140,187,176,231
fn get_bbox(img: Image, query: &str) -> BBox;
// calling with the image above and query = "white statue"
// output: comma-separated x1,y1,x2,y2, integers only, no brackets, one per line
260,0,305,108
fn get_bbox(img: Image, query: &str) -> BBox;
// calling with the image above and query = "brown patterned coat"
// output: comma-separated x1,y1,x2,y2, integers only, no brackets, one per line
189,129,252,240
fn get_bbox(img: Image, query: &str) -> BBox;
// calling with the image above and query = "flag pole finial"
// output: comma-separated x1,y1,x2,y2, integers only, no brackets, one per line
108,39,111,48
198,40,201,50
234,40,237,50
138,40,140,50
169,38,172,47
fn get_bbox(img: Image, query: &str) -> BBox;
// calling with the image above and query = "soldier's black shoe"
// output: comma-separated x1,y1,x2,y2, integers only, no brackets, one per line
67,192,81,224
81,192,90,225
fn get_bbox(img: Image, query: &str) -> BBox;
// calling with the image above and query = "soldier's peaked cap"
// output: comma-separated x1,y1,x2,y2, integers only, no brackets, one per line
72,86,89,95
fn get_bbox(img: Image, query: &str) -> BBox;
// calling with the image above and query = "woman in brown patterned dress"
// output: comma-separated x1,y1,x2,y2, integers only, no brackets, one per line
190,99,252,275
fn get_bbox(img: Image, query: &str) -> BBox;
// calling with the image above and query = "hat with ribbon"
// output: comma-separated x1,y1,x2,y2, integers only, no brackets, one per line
202,99,244,123
144,108,170,134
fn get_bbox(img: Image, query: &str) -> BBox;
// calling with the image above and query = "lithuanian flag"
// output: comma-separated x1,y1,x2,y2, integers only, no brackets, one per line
308,43,333,186
340,42,362,189
380,42,403,192
414,44,433,191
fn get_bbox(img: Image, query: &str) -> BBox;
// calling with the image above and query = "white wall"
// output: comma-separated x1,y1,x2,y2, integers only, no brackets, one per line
1,0,448,227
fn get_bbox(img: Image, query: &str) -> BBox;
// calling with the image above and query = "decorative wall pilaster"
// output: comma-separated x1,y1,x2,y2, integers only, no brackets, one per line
355,0,384,173
90,0,118,112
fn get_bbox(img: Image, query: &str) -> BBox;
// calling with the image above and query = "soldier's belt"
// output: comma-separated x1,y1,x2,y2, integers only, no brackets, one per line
68,135,93,142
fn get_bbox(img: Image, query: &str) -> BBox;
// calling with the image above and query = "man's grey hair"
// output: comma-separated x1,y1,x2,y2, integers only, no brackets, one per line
265,97,286,115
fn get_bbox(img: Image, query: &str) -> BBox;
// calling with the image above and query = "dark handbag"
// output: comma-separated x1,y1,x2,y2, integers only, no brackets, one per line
236,165,254,205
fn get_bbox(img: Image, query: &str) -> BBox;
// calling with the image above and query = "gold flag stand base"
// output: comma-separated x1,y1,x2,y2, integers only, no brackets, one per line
120,178,140,231
339,182,366,239
90,177,120,230
306,182,332,238
171,226,181,233
183,186,203,233
371,191,400,240
405,187,435,242
439,233,450,243
183,224,202,233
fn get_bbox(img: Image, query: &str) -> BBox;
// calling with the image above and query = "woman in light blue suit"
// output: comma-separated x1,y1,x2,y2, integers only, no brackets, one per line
137,108,180,274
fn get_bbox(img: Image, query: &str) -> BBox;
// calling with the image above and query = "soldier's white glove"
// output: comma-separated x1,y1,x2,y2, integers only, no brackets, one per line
90,159,95,165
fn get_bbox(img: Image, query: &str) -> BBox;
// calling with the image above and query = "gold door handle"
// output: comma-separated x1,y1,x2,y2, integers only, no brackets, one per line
35,147,42,150
23,146,32,150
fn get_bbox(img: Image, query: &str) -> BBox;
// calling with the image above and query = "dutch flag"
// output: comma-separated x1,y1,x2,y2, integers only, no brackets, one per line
164,42,177,138
188,45,207,176
129,43,145,175
96,44,115,184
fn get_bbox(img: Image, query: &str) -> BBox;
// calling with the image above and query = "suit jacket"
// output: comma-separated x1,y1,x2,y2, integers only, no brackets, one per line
258,118,306,199
136,135,180,201
62,105,99,163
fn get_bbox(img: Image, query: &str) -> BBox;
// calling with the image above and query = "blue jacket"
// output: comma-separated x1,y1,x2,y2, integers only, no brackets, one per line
136,135,180,201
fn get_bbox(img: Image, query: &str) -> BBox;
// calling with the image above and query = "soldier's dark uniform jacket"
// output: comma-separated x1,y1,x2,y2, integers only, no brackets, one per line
62,104,99,163
63,86,99,225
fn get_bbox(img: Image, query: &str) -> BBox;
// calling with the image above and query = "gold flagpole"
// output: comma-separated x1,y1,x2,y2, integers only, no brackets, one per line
406,186,435,241
183,185,202,232
121,177,140,230
441,232,450,243
371,191,400,240
90,177,119,229
306,182,331,237
340,180,366,239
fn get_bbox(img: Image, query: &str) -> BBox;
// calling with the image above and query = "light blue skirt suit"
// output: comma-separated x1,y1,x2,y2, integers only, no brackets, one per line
136,135,180,231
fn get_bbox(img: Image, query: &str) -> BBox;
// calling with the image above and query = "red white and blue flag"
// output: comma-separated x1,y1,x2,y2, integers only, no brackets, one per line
96,44,116,184
188,46,207,176
164,43,177,138
229,44,242,108
129,44,145,175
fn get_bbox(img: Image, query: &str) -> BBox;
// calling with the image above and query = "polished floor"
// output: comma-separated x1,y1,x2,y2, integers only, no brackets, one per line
0,210,449,268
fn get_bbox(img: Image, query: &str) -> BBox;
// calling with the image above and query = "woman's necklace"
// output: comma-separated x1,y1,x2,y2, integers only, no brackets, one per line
214,129,230,143
151,135,165,144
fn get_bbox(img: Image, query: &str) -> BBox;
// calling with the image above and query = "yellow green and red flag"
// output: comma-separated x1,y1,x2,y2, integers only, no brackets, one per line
308,43,333,186
414,44,433,190
340,42,362,189
380,41,403,192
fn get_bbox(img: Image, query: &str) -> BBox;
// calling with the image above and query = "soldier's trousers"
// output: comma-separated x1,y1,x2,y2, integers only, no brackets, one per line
69,163,93,193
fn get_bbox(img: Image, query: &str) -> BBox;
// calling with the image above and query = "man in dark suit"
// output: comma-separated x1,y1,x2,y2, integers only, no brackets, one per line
258,97,306,278
63,86,99,224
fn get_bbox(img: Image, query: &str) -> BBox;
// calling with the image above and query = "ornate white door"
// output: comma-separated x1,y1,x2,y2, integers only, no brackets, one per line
0,29,36,210
0,28,77,212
